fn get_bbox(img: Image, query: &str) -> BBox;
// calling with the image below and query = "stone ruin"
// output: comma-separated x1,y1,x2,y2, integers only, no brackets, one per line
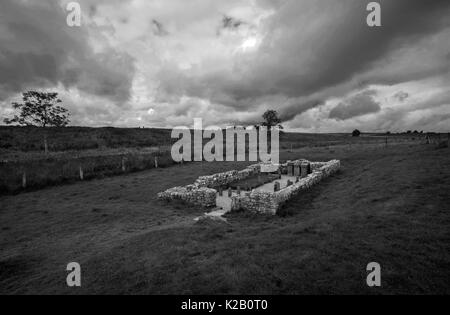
158,159,341,215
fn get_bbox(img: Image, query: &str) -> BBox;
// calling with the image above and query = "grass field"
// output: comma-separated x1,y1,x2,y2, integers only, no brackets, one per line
1,140,449,294
0,126,174,153
0,126,433,195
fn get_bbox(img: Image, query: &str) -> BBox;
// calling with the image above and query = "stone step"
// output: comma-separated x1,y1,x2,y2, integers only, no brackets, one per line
193,208,229,222
205,208,229,217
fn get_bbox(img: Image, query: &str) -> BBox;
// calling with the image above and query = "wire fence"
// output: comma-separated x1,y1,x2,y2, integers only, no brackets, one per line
0,150,176,195
1,134,447,195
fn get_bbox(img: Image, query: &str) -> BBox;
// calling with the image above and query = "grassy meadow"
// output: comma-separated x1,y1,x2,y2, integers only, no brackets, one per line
0,130,449,294
0,126,433,195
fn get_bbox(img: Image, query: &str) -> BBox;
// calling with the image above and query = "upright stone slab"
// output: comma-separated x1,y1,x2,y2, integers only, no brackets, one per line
301,163,310,178
287,162,294,176
294,164,301,177
274,181,280,192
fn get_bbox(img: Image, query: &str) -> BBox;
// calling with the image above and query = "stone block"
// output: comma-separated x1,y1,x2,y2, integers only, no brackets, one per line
294,165,301,176
274,181,280,192
301,163,310,178
287,162,294,176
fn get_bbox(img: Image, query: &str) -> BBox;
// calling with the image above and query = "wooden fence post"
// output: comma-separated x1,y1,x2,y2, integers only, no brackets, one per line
79,166,84,181
122,157,126,172
22,172,27,189
44,134,48,156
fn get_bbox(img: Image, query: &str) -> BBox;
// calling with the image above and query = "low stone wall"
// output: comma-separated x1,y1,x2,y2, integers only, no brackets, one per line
195,164,260,188
231,160,341,215
158,185,217,208
310,162,329,171
158,164,260,208
158,159,340,214
231,191,279,215
275,160,340,207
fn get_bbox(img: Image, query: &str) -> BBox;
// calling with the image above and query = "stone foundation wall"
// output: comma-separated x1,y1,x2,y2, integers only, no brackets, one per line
310,162,329,171
195,164,260,188
158,159,340,214
231,191,279,215
158,185,217,207
158,164,261,208
275,160,340,207
231,160,341,215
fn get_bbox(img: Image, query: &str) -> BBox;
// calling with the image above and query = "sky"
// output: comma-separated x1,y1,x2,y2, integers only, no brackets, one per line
0,0,450,132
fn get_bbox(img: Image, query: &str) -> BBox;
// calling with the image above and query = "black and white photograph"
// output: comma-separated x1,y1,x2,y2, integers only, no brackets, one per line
0,0,450,301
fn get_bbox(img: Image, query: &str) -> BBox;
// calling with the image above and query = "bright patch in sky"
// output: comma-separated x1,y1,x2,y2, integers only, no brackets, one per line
241,37,259,51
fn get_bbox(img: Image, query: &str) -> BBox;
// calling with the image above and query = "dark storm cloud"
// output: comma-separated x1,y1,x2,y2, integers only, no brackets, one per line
329,90,381,121
0,0,135,103
216,15,247,36
279,99,323,122
246,0,450,98
222,15,244,30
157,0,450,122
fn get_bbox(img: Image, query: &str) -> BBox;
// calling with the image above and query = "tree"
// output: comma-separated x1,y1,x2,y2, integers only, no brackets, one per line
352,129,361,137
4,91,70,127
262,110,283,130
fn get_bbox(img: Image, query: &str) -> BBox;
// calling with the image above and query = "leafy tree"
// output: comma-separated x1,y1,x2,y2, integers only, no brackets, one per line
262,110,283,130
352,129,361,137
4,91,70,127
